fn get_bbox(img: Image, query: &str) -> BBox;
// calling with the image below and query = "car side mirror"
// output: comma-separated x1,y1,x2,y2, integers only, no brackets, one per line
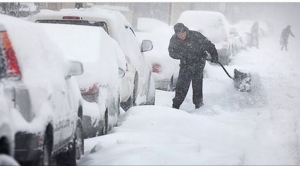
118,68,125,78
66,61,83,79
141,40,153,53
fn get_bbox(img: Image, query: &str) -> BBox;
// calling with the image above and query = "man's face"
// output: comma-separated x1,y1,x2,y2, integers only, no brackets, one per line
177,31,187,40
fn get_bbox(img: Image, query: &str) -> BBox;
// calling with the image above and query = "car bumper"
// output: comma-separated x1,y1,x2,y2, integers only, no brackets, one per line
82,115,104,138
154,77,177,91
14,132,43,163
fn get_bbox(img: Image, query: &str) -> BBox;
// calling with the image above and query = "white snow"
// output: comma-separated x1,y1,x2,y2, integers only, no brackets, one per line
178,11,231,44
78,23,300,165
0,155,19,166
0,14,82,133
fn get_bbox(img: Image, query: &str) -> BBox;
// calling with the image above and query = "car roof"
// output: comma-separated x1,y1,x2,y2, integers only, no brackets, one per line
30,7,131,27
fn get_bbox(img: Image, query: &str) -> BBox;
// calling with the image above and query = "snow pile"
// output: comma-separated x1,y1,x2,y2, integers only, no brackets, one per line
40,23,123,91
0,155,19,166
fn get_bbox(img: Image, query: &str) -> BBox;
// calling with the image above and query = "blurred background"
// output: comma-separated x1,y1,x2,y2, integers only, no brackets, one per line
1,2,300,30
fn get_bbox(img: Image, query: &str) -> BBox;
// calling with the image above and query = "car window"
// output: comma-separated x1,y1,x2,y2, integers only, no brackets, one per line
36,20,109,34
125,25,135,36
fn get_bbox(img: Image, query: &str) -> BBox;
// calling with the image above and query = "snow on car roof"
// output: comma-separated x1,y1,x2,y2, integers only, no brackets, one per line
40,23,125,89
30,7,131,27
178,10,230,43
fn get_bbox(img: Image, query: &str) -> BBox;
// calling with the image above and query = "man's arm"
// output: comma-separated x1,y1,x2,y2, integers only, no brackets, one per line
290,30,295,37
168,37,183,60
203,38,218,63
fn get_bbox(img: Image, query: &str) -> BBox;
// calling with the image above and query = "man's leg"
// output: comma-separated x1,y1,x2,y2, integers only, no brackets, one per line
285,43,288,51
192,69,203,108
256,37,259,48
172,67,192,109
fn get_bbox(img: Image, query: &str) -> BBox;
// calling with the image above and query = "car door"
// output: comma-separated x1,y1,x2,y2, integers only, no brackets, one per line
124,26,150,101
59,77,77,146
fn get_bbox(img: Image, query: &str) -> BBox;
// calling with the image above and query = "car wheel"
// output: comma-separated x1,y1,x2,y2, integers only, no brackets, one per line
167,75,175,92
56,120,83,165
102,108,108,135
121,72,138,111
75,121,84,160
40,135,51,166
132,72,138,106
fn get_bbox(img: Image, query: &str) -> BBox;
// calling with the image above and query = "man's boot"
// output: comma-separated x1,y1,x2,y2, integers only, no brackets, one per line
195,102,204,109
172,104,180,109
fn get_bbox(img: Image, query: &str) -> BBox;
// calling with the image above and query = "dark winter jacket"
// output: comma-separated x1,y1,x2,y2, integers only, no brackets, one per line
281,26,295,43
168,26,218,71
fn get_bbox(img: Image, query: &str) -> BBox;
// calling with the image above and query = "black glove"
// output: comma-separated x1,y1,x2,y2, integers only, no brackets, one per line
211,54,218,63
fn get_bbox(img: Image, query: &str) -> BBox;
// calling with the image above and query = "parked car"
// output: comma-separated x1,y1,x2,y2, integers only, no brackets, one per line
18,2,39,17
177,10,243,65
0,3,20,17
30,7,156,111
136,17,179,91
0,84,15,163
0,14,84,165
40,23,126,138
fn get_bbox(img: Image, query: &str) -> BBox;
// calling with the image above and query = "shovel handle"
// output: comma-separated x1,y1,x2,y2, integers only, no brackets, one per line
217,61,233,79
207,59,233,79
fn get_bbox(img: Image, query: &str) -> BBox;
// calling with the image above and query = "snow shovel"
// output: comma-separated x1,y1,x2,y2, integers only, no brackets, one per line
215,61,251,92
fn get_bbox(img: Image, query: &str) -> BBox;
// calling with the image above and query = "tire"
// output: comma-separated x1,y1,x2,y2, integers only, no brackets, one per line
167,75,175,92
132,73,138,106
121,72,138,111
102,108,108,135
40,135,51,166
56,120,84,166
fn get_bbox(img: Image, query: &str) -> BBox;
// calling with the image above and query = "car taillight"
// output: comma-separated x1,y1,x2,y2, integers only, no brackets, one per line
0,30,21,80
62,16,81,20
152,63,161,73
80,83,99,96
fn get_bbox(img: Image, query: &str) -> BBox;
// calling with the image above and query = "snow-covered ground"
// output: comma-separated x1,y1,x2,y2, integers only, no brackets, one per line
77,26,300,165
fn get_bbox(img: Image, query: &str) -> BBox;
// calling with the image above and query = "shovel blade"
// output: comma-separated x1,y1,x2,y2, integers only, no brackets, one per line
233,69,251,92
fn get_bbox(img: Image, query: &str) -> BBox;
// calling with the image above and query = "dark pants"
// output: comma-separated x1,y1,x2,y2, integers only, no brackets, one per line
172,66,203,109
281,41,288,51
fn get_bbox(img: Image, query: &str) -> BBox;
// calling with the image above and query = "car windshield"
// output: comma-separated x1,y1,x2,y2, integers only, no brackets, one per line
36,20,109,33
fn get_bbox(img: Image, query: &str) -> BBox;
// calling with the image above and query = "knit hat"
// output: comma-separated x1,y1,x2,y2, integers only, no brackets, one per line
174,23,186,34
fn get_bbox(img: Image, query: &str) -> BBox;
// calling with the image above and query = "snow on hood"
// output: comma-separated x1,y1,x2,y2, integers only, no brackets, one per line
39,23,125,90
30,8,143,71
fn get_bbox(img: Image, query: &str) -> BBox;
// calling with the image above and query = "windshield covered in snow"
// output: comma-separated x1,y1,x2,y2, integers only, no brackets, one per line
35,20,109,33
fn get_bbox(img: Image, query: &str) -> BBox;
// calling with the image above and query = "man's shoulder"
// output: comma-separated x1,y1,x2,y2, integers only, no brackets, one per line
190,30,206,39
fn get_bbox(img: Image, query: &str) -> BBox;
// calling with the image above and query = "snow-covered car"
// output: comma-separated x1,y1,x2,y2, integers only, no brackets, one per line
18,2,38,17
0,14,84,165
0,3,20,17
0,84,15,162
30,7,156,111
178,10,242,65
136,17,179,91
40,23,126,138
